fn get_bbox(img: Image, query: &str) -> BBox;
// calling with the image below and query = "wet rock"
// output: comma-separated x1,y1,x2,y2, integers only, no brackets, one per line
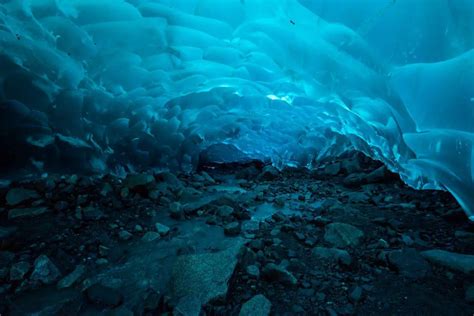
57,265,86,289
10,261,31,281
6,188,39,206
324,223,364,248
246,265,260,278
217,205,234,217
86,283,123,308
118,230,133,241
387,248,431,279
262,263,297,286
8,206,50,220
465,285,474,303
0,226,16,241
349,286,363,303
155,223,170,236
123,173,154,190
421,250,474,274
170,202,183,219
239,294,272,316
170,242,243,315
82,206,104,221
312,247,352,266
257,165,279,181
323,162,341,176
30,255,61,284
141,232,161,242
224,222,241,236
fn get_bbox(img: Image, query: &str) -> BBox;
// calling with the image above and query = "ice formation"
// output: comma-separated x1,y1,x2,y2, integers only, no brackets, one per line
0,0,473,216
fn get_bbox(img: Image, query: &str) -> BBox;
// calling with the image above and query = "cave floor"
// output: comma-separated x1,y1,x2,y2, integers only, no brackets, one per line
1,155,474,315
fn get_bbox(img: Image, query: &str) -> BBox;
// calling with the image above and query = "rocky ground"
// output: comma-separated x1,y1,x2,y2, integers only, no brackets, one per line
1,153,474,315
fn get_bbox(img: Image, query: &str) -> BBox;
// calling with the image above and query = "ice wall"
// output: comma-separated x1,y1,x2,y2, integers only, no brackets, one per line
0,0,473,216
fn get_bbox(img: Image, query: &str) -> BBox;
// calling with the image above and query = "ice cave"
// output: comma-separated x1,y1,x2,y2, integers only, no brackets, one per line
0,0,473,315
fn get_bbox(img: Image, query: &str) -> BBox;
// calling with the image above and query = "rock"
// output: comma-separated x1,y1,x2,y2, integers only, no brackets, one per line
8,207,50,220
86,283,123,308
10,261,31,281
156,171,183,189
170,242,243,315
312,247,352,266
224,222,241,236
349,286,363,303
217,205,234,217
6,188,39,206
30,255,61,284
155,223,170,236
246,265,260,278
118,230,133,241
57,265,86,289
239,294,272,316
421,249,474,274
262,263,297,286
170,202,183,219
0,226,16,241
465,284,474,303
123,173,155,189
257,165,279,181
323,163,341,176
82,207,104,221
387,248,431,279
141,232,161,242
324,223,364,248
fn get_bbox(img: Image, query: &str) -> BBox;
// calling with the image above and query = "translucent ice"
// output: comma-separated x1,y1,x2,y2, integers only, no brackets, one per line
0,0,473,215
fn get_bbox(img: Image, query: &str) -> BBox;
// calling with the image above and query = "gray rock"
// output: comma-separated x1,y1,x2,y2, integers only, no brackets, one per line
421,249,474,274
118,230,133,241
10,261,31,281
324,223,364,248
86,283,123,307
57,265,86,289
141,232,161,242
123,173,154,189
155,223,170,236
170,202,183,219
0,226,16,241
217,205,234,217
257,165,279,181
224,222,241,236
8,207,50,220
465,284,474,303
246,265,260,278
312,247,352,266
239,294,272,316
170,242,243,315
349,286,363,303
262,263,297,286
387,248,431,279
6,188,39,206
30,255,61,284
82,207,104,221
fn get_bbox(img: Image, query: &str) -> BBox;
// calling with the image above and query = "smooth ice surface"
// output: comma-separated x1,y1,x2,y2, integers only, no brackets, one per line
0,1,473,215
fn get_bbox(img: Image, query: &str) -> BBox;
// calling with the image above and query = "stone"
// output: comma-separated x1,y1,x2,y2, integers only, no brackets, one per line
324,163,341,176
142,232,161,242
387,248,431,279
246,265,260,278
10,261,31,281
170,242,243,315
57,265,86,289
324,223,364,248
82,207,104,221
0,226,16,241
239,294,272,316
30,255,61,284
155,223,170,236
224,222,241,236
312,247,352,266
465,284,474,303
421,249,474,274
86,283,123,307
118,230,133,241
123,173,154,189
217,205,234,217
8,207,50,220
6,188,39,206
170,202,183,219
257,165,279,181
262,263,297,286
349,286,363,303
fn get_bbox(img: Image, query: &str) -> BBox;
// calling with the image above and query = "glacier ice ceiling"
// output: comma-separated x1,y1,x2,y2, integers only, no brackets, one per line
0,0,473,216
